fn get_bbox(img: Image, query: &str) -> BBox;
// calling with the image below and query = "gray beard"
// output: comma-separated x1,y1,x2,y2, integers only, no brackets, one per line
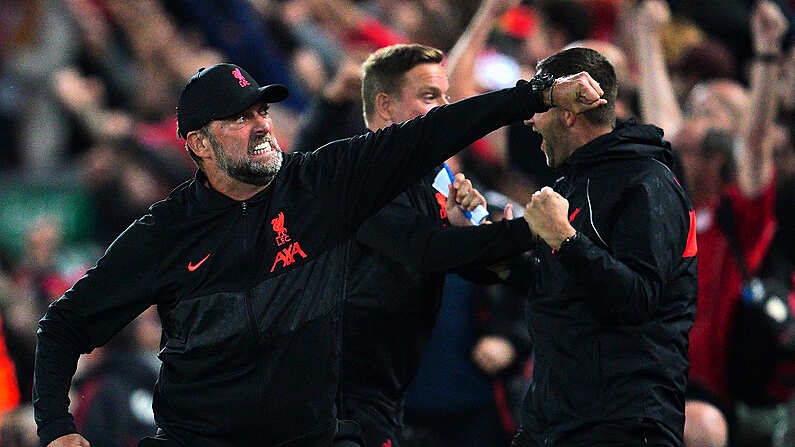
210,135,283,186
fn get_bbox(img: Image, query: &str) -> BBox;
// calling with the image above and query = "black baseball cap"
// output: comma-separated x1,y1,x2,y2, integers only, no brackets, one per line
177,63,289,138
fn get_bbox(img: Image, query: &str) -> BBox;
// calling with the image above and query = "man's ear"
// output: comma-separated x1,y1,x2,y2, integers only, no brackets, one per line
375,92,393,123
561,109,577,128
187,130,211,159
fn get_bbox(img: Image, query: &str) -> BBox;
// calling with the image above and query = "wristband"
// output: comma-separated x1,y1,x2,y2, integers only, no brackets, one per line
557,231,580,254
529,72,555,112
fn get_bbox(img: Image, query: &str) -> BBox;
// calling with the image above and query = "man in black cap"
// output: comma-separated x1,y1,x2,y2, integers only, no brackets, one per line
33,63,605,447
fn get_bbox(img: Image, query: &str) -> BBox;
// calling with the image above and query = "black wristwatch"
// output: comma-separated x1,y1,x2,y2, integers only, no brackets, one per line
529,72,555,112
556,231,580,254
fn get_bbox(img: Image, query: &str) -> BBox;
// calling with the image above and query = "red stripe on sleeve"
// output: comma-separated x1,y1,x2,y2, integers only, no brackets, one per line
682,210,697,257
568,207,581,222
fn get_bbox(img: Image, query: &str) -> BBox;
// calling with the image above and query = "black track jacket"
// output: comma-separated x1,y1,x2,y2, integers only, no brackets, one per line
521,121,698,446
341,168,532,427
34,84,546,447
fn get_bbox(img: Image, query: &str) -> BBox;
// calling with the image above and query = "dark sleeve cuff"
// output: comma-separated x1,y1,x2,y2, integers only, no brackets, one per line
38,415,77,447
554,231,592,269
505,217,534,251
514,80,548,118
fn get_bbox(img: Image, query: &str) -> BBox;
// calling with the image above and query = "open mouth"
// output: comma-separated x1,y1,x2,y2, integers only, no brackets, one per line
250,140,273,156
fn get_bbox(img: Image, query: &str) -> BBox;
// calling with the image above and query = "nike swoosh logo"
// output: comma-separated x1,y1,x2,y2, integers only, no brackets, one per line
187,253,211,272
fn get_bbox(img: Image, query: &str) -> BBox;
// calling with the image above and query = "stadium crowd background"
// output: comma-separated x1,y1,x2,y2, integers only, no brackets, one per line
0,0,793,446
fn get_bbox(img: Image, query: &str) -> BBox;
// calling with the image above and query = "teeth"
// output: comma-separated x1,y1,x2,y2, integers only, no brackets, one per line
251,141,271,155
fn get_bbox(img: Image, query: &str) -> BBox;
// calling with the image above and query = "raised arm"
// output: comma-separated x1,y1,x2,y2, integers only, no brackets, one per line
446,0,519,101
630,0,684,139
291,58,366,152
736,0,788,197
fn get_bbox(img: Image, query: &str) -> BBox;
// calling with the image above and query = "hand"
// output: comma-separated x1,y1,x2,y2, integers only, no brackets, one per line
503,203,514,220
549,72,607,114
751,1,789,54
48,433,90,447
472,335,516,375
482,203,513,225
446,173,487,227
634,0,670,35
323,58,363,104
523,187,575,250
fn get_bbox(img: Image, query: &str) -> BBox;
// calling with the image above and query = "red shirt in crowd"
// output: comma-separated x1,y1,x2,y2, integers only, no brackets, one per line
688,182,777,404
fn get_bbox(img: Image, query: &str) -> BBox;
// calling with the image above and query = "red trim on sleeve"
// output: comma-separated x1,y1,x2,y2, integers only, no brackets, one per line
568,207,581,222
682,210,698,257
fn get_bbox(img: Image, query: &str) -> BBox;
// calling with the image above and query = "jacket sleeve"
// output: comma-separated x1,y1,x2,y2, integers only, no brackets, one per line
355,195,533,273
555,180,689,324
301,82,544,235
34,216,162,446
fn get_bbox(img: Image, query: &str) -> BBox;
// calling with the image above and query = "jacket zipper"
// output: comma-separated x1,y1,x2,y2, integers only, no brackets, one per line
240,201,261,341
240,201,265,412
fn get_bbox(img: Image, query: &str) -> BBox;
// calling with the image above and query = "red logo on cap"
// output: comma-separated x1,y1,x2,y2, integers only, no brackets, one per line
232,68,250,87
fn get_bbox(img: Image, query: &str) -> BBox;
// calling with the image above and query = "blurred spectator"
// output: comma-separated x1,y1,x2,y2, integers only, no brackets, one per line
522,0,591,68
403,273,526,447
69,307,160,447
291,57,368,153
3,217,92,405
0,313,20,426
670,40,737,101
0,404,37,447
0,0,80,172
173,0,310,111
630,2,790,447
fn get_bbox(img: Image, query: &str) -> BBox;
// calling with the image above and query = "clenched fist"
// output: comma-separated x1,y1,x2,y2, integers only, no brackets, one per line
549,72,608,114
523,187,576,250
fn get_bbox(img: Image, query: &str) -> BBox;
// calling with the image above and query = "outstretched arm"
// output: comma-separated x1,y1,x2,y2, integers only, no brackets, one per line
356,195,532,273
309,73,605,236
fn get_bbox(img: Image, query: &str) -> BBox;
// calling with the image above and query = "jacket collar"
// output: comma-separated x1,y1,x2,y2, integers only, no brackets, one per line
188,159,286,211
558,119,672,176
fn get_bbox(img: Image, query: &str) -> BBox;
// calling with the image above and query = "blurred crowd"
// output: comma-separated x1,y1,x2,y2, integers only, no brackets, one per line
0,0,794,446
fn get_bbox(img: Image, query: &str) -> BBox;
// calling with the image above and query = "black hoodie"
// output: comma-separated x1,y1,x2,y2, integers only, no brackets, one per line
519,121,698,446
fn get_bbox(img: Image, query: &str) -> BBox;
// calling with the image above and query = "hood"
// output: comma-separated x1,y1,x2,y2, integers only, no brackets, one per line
562,120,674,172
